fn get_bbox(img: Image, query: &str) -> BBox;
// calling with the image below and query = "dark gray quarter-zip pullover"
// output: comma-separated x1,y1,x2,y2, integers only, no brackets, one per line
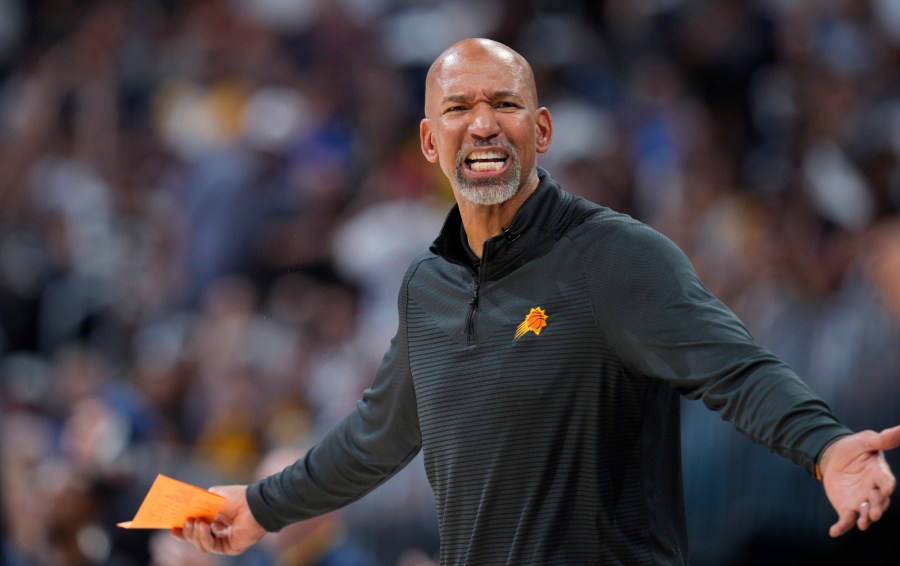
247,168,851,565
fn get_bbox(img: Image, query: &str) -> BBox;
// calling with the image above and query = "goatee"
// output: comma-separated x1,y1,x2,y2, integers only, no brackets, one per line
455,142,521,206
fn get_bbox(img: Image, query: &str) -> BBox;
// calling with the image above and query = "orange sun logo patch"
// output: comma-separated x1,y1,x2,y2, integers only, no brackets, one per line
514,307,548,341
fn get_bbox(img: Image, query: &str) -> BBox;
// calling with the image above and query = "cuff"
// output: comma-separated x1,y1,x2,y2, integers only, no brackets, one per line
245,480,285,533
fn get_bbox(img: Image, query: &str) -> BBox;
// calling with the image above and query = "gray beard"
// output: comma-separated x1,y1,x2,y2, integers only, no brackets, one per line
454,143,521,206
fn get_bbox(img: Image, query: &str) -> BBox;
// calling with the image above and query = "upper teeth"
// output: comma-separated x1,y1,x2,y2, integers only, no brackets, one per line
467,151,506,161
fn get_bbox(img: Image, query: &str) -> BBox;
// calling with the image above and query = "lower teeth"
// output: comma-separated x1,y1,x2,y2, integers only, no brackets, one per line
470,162,503,172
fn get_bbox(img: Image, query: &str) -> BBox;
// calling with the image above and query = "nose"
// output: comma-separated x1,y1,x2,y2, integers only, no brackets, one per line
468,102,500,140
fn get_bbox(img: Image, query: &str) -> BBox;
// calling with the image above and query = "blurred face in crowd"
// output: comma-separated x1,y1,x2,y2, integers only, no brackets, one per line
420,38,553,206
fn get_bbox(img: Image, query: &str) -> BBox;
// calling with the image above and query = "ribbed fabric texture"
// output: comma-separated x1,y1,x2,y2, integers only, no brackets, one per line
247,169,851,565
409,269,664,564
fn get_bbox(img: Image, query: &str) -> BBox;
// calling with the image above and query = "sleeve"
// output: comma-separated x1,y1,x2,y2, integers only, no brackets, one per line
245,267,422,532
583,218,852,474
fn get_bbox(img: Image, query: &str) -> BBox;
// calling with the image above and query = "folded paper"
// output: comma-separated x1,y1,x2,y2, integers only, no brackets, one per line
118,474,225,529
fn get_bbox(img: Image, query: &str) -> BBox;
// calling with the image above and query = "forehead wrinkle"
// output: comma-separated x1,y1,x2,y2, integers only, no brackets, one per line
441,90,525,105
424,39,538,116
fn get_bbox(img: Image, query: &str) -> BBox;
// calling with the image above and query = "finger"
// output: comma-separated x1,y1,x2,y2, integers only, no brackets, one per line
868,487,891,522
857,501,871,531
183,519,212,553
210,521,231,539
170,527,185,541
830,509,857,538
876,460,897,498
192,520,220,554
182,519,197,546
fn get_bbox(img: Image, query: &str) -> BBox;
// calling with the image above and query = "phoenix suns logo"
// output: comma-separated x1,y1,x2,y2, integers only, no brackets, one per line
514,307,548,341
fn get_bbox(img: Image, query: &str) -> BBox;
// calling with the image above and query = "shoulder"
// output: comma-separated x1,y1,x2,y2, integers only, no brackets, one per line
568,207,687,267
398,249,448,297
404,249,441,279
561,208,705,311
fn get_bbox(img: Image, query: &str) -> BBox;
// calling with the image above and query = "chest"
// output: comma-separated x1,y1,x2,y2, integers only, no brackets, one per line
406,249,623,435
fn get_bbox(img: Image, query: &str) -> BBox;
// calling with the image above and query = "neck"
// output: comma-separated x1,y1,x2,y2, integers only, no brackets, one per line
458,172,538,258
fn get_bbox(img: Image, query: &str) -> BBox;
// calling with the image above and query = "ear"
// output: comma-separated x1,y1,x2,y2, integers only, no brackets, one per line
420,119,439,163
535,107,553,154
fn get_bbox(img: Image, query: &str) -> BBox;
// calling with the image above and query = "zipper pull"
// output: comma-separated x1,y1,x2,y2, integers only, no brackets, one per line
465,276,480,344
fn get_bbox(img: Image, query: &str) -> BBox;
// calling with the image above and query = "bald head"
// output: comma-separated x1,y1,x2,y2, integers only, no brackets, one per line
424,38,538,118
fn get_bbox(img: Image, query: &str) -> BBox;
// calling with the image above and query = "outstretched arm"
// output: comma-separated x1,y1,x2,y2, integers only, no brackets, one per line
171,485,266,555
819,425,900,537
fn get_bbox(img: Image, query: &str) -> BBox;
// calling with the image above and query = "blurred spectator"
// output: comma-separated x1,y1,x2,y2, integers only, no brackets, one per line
244,446,379,566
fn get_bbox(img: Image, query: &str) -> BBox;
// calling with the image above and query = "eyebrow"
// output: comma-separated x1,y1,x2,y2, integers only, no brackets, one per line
441,90,526,105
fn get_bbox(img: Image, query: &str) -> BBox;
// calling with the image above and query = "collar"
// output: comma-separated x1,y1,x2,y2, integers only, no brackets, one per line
430,167,579,280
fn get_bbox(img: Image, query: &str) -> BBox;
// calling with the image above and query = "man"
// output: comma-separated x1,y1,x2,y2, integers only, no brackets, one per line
175,38,900,564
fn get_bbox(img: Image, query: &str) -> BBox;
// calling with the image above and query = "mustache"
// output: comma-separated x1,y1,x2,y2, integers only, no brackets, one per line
469,139,509,148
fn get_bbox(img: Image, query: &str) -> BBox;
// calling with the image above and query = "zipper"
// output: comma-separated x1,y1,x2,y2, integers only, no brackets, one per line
464,274,481,346
464,238,497,346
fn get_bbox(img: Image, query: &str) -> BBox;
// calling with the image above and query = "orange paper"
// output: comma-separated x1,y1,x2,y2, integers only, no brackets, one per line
118,474,225,529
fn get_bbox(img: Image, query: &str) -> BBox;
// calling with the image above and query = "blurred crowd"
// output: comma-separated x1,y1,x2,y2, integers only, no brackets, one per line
1,0,899,564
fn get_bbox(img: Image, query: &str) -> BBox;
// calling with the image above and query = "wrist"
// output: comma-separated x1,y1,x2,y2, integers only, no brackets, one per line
815,433,852,482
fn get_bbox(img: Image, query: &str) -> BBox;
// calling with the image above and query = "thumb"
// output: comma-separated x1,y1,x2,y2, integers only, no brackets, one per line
873,425,900,452
206,485,241,525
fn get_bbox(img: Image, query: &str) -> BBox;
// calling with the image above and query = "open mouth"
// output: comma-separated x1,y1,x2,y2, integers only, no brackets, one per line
464,150,509,173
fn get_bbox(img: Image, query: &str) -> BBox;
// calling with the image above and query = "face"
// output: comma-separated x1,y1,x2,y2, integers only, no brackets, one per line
420,40,552,206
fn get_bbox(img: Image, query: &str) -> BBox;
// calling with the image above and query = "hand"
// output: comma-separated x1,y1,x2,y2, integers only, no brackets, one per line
819,425,900,537
170,485,267,555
